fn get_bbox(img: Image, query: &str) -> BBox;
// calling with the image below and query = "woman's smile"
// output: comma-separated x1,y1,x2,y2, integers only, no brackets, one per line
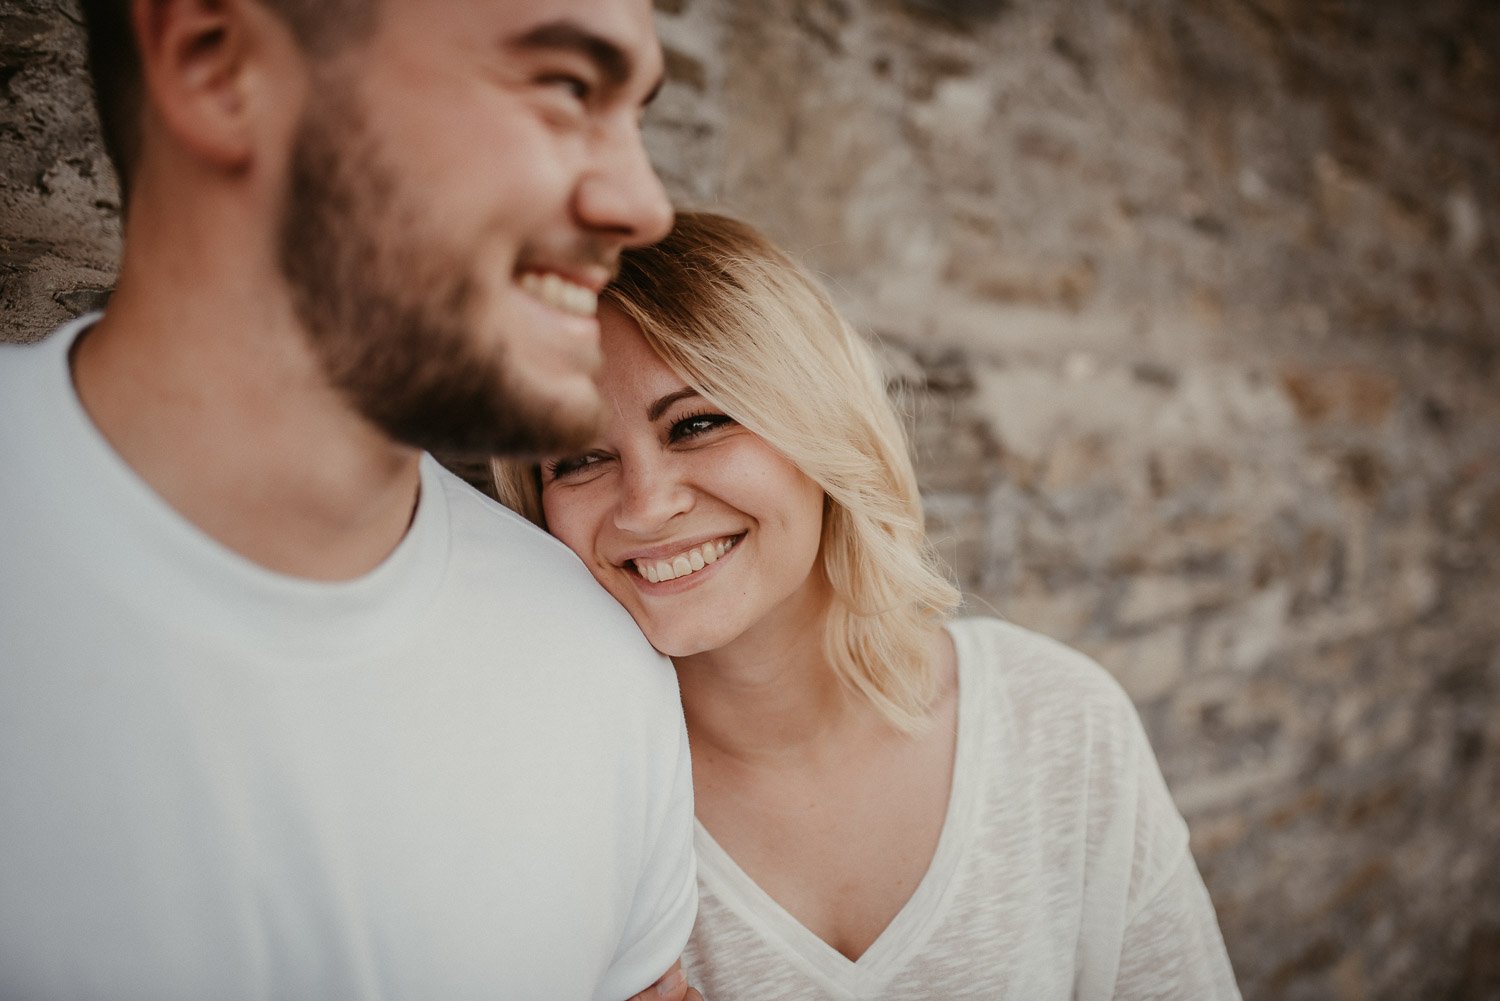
626,533,744,585
541,305,827,660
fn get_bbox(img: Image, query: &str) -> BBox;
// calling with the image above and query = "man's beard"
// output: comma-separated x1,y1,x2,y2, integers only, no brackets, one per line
276,86,599,457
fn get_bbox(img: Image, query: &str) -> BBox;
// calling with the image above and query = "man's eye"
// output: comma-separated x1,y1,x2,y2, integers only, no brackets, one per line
668,413,734,443
541,73,592,103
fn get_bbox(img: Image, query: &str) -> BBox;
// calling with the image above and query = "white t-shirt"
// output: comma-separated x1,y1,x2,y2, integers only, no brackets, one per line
681,617,1240,1000
0,317,696,1001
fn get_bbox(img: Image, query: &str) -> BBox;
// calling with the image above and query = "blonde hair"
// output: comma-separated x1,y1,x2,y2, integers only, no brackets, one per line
493,212,959,732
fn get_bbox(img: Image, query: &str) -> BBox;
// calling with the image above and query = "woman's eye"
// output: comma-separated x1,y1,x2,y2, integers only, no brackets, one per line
668,413,735,443
545,451,606,480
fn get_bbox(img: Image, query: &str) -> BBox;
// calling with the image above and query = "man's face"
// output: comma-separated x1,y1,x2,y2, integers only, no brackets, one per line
276,0,672,456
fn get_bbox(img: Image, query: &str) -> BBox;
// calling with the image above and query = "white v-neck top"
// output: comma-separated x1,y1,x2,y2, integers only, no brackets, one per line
680,618,1240,1000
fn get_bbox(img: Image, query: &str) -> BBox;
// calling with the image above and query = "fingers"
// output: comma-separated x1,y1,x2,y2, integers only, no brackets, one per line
627,959,687,1001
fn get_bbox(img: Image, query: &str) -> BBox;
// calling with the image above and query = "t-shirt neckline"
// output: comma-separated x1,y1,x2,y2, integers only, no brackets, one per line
691,620,990,994
36,313,451,663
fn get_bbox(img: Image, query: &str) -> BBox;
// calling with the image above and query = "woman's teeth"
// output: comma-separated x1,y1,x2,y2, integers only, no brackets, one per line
635,537,738,583
518,271,598,317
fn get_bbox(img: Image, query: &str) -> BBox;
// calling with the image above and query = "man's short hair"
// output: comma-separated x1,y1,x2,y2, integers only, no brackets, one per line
77,0,377,201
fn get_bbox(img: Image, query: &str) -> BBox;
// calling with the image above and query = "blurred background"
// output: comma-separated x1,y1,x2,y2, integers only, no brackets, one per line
3,0,1497,997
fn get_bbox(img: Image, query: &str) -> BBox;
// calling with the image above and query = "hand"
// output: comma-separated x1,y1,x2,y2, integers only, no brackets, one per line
625,959,704,1001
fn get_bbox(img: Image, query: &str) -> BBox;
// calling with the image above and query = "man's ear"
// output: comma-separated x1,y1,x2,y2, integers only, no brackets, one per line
131,0,299,174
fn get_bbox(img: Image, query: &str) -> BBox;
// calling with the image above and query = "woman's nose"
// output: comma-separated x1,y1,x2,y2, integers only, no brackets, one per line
613,458,693,534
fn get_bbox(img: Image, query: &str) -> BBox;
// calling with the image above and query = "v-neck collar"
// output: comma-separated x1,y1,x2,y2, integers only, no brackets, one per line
691,621,990,996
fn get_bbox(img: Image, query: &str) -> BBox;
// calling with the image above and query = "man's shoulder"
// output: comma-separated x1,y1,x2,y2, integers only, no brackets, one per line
0,325,86,498
427,461,674,688
431,459,610,596
0,325,69,405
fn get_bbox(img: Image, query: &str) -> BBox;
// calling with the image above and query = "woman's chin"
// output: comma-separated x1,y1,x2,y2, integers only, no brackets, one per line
641,624,723,662
648,637,708,661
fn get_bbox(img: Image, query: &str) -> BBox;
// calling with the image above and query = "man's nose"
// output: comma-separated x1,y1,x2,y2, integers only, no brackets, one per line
575,122,674,247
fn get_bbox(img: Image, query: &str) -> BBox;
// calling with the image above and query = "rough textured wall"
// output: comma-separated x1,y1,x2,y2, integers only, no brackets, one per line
4,1,1499,998
1,0,117,339
647,3,1500,998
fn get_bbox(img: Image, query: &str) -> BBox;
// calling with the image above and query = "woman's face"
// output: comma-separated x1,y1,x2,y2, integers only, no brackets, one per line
540,304,828,660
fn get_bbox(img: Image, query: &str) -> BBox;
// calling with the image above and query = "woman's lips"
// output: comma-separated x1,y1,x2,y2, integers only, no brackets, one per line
630,534,742,583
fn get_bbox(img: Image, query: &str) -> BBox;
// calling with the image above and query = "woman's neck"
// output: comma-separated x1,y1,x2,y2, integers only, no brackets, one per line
673,610,867,768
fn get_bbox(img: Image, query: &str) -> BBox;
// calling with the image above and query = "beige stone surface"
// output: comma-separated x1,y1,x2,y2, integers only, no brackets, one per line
5,0,1500,997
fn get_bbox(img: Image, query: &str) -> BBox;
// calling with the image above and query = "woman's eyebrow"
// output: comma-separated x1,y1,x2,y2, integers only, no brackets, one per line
648,388,701,422
506,20,634,91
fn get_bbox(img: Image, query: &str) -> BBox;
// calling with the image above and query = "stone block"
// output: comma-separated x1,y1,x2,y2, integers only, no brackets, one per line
1115,572,1223,627
1280,365,1402,427
1092,620,1189,703
1197,585,1293,674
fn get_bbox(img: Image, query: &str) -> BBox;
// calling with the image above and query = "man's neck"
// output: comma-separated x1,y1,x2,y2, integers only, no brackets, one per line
72,258,424,582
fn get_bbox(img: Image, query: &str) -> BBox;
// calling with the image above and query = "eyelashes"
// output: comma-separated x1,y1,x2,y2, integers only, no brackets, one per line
543,409,738,482
667,409,736,443
544,451,605,479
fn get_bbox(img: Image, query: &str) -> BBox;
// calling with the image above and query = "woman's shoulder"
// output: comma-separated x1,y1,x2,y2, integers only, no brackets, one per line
947,615,1146,753
949,616,1131,702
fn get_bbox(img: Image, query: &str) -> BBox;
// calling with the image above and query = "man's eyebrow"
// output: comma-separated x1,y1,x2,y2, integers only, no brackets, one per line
509,20,633,90
648,388,701,422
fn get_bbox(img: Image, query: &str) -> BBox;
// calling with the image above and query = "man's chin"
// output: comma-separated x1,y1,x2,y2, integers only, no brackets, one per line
401,397,600,460
513,397,603,457
496,373,604,451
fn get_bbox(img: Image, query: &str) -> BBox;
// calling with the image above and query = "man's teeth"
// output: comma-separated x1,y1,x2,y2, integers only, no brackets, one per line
518,271,597,317
635,537,737,584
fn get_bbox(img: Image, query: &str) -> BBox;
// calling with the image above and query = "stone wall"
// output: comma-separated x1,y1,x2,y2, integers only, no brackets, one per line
4,1,1499,998
1,0,118,338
